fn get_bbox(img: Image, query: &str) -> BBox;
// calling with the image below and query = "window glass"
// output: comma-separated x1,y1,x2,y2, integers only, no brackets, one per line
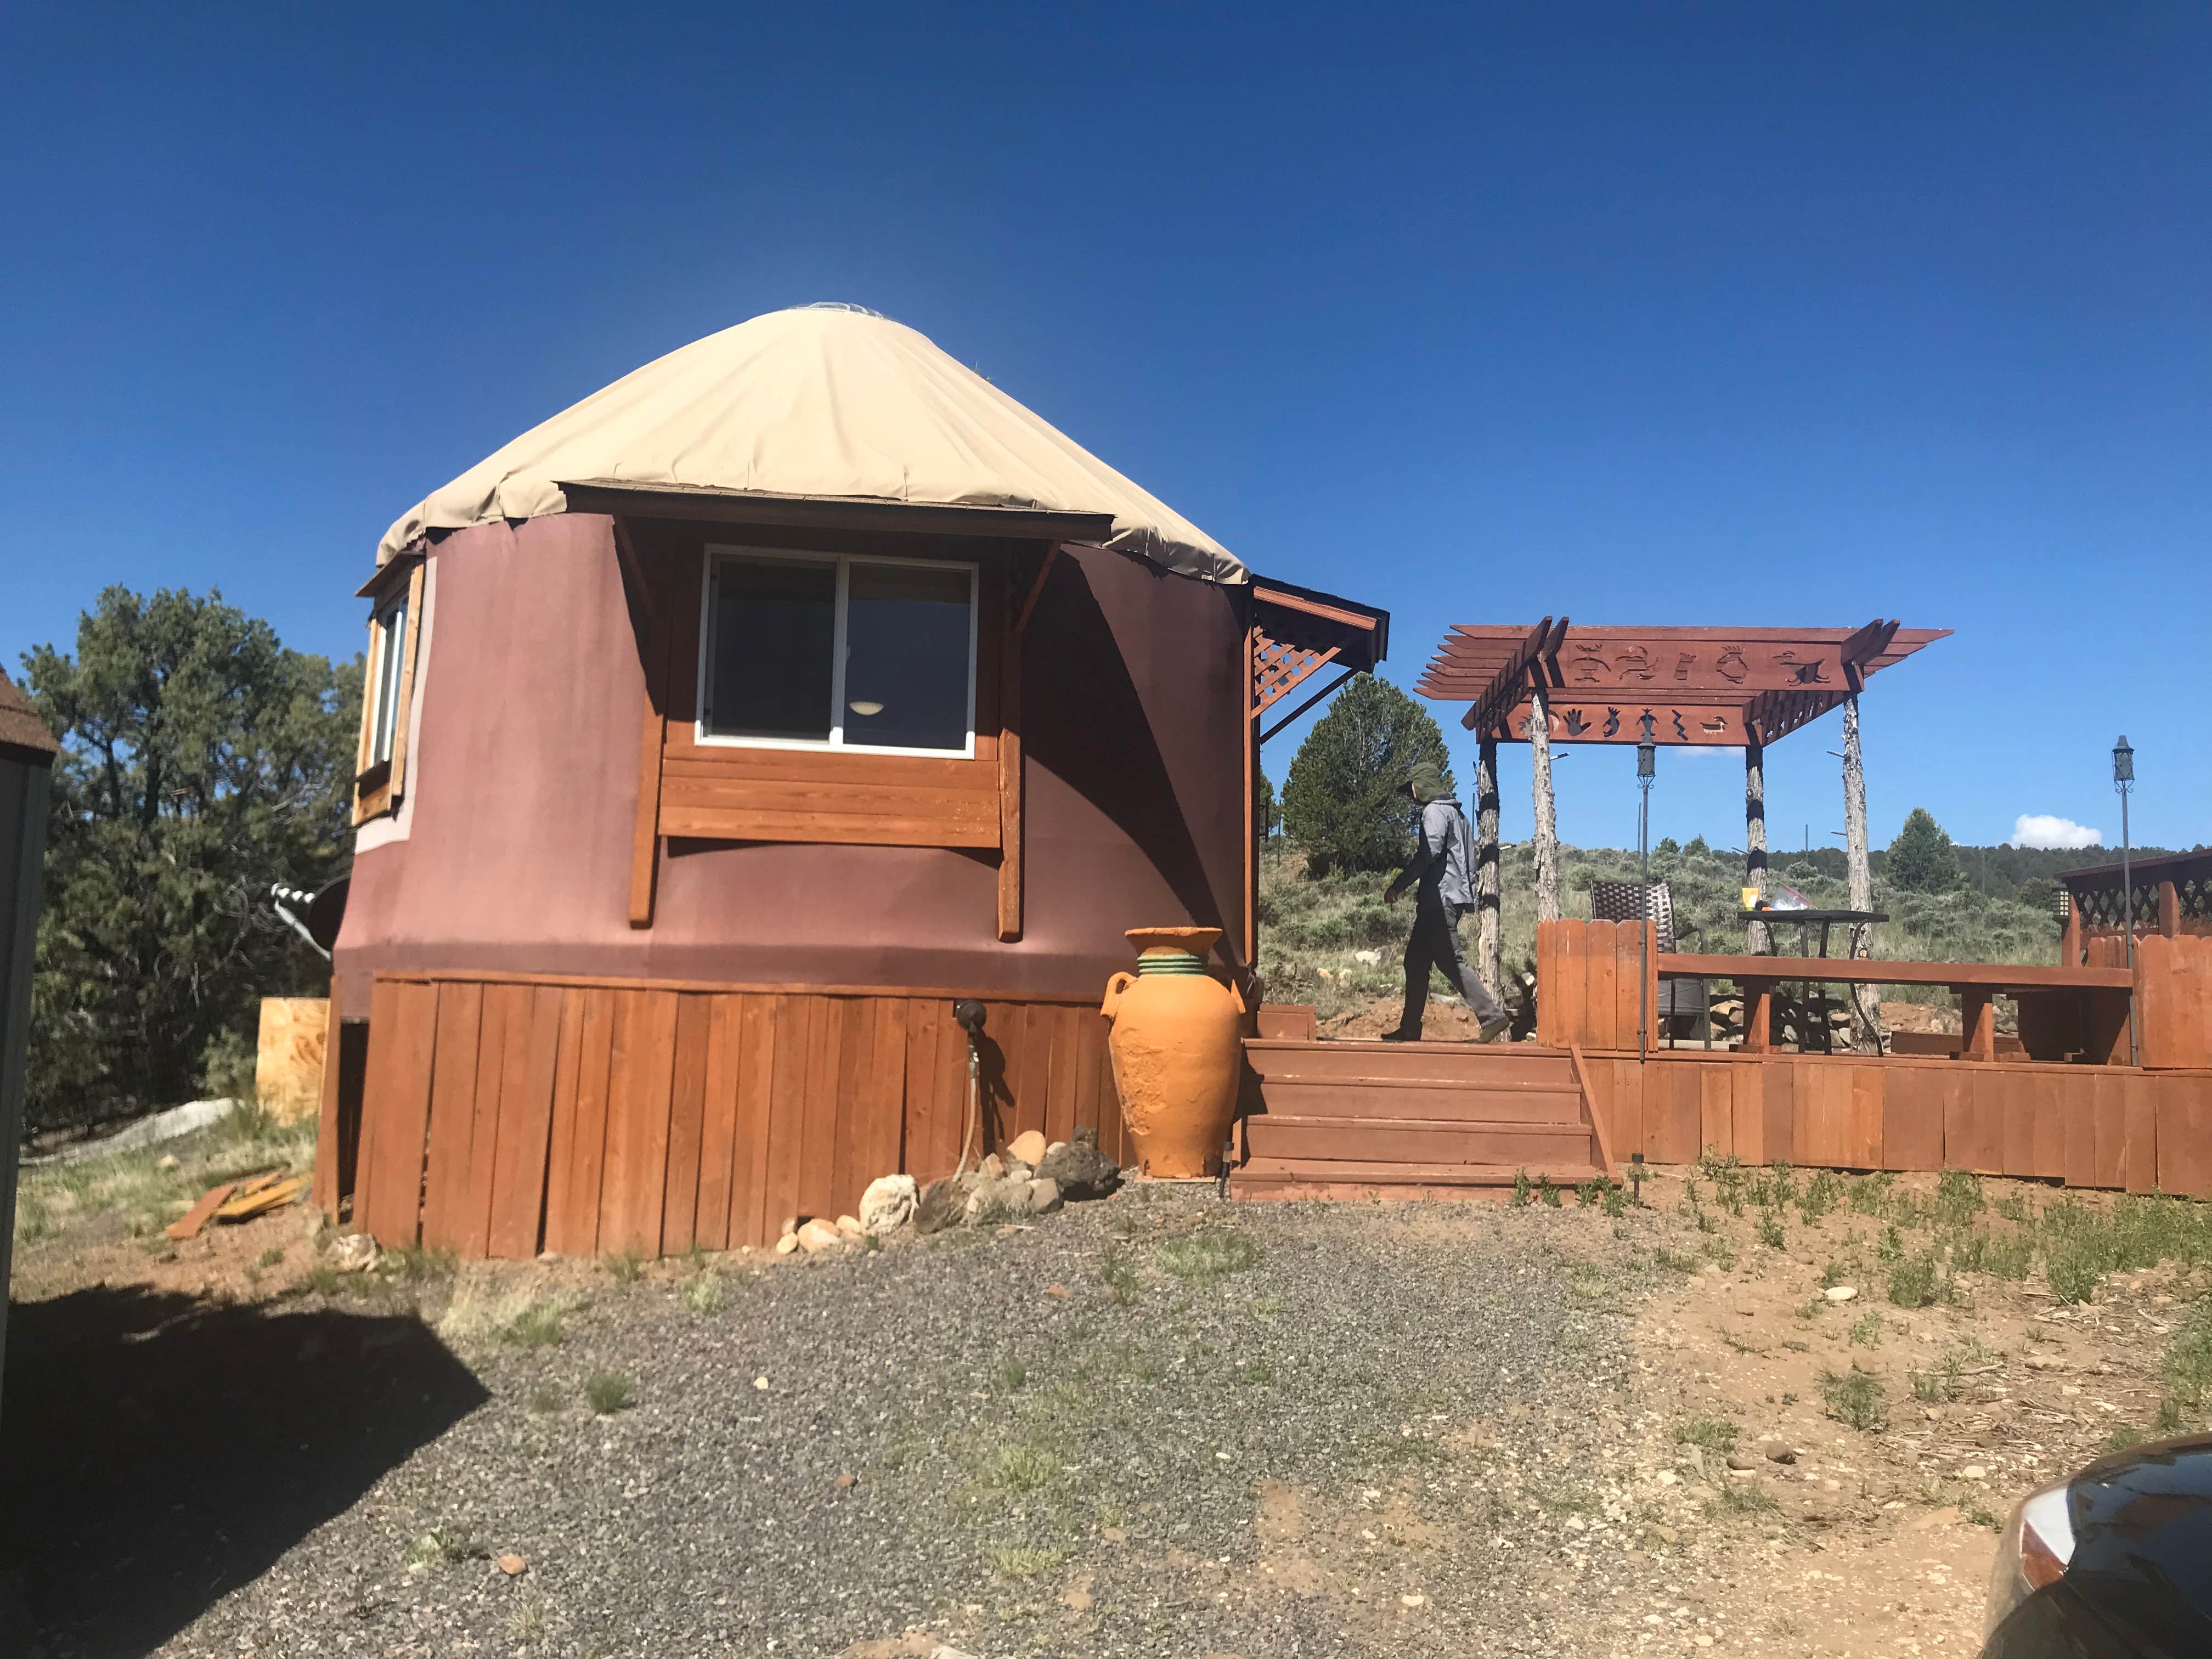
371,600,408,764
843,562,973,751
707,558,837,741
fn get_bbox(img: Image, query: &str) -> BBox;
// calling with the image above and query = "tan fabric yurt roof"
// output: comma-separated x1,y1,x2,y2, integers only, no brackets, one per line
379,306,1245,583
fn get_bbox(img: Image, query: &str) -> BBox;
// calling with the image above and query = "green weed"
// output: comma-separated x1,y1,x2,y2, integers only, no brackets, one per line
990,1545,1065,1579
1706,1483,1780,1520
501,1303,566,1348
1756,1211,1786,1251
1888,1252,1940,1308
999,1358,1028,1392
585,1372,634,1414
683,1271,725,1314
406,1525,477,1567
1934,1170,1985,1226
988,1445,1059,1492
1511,1168,1534,1207
1848,1312,1884,1347
1819,1367,1889,1432
1675,1418,1739,1455
1154,1233,1260,1282
1101,1257,1141,1305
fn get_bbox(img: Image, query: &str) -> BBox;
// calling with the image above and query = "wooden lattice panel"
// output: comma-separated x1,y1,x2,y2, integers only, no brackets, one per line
1251,621,1342,718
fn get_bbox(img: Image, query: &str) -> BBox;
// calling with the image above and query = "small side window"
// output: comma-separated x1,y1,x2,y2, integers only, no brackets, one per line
369,597,409,764
354,561,424,825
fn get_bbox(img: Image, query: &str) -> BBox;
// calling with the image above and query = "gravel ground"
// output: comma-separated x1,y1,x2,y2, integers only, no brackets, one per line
49,1184,1677,1659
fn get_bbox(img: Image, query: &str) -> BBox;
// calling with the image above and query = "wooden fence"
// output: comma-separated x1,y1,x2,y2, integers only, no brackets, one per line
342,971,1124,1259
1532,918,2212,1198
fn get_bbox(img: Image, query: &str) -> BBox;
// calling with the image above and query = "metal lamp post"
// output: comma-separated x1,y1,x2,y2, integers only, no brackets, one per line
2114,735,2136,1066
1637,714,1657,1062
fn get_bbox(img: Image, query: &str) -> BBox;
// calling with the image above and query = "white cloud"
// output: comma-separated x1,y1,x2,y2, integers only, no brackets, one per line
2009,814,2103,851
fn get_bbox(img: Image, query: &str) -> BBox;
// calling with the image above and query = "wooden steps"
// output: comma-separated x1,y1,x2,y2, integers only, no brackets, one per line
1228,1037,1610,1201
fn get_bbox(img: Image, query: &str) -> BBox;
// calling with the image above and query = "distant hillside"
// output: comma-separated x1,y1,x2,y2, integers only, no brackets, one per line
1257,837,2112,1020
1741,840,2182,904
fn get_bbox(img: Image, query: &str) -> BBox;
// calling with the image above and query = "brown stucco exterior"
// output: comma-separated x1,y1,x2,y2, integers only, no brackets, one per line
334,514,1246,1015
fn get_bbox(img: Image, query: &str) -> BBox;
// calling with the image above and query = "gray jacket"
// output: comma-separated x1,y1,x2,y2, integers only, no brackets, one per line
1400,795,1477,910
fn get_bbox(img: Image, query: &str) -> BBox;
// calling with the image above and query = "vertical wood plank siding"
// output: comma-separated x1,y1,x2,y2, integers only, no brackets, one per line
352,973,1127,1257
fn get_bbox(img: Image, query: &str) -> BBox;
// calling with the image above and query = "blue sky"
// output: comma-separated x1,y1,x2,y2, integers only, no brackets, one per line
4,4,2205,857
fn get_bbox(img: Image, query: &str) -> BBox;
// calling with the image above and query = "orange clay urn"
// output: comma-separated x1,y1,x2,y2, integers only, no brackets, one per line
1099,927,1246,1178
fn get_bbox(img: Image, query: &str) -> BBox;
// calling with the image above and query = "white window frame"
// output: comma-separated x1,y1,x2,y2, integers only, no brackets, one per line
368,594,409,766
695,545,979,759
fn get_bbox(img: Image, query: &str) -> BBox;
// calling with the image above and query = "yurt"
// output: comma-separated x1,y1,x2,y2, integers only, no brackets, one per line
322,306,1385,1257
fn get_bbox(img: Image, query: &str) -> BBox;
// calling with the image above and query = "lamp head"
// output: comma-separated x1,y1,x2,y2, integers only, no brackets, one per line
2113,735,2134,786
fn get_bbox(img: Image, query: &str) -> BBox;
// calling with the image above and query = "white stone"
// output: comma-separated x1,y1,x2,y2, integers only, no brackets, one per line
797,1218,844,1252
859,1174,918,1235
835,1214,865,1240
1961,1465,1989,1481
331,1233,379,1273
1026,1177,1064,1215
774,1233,800,1255
1824,1285,1858,1302
1006,1129,1048,1166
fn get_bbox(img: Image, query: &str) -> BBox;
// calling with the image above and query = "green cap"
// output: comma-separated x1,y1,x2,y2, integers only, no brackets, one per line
1405,761,1450,803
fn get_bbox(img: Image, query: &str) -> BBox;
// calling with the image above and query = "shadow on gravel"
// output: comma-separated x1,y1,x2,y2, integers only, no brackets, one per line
0,1284,487,1658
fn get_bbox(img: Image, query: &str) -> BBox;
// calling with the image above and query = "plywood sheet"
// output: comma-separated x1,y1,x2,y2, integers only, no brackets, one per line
256,997,329,1124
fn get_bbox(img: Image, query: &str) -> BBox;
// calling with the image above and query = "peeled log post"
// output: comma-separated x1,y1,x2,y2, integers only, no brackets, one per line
1841,695,1885,1053
1744,735,1770,955
1530,687,1560,925
1476,737,1503,996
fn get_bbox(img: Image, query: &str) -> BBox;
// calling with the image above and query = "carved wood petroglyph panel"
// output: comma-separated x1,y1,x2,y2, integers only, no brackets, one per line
1508,703,1751,746
1555,641,1842,694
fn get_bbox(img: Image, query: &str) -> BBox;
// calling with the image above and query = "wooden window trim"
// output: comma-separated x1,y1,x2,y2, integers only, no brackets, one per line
352,559,425,827
692,544,981,760
624,518,1051,936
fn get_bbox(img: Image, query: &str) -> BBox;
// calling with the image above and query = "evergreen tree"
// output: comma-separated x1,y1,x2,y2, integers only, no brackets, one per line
1281,675,1452,875
1256,769,1281,837
1885,806,1963,894
21,587,360,1130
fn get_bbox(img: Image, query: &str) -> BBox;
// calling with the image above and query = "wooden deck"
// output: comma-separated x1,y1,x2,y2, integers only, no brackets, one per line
1227,1034,2212,1202
1229,1039,1612,1199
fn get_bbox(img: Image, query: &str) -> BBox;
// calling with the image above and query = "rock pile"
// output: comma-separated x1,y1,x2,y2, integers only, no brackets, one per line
769,1126,1123,1255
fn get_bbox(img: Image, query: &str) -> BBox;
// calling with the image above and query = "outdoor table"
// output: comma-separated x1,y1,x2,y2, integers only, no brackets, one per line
1734,909,1891,1052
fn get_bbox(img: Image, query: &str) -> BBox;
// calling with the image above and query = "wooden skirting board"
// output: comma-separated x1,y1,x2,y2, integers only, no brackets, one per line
346,972,1127,1259
1573,1048,2212,1199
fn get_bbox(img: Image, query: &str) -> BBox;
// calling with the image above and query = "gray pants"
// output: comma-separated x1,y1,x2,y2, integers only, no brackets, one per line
1400,890,1506,1035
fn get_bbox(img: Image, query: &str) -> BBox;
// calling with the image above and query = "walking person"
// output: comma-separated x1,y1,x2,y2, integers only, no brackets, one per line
1380,762,1511,1042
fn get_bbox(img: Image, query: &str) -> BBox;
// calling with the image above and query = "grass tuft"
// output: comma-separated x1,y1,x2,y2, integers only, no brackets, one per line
1819,1366,1889,1433
990,1545,1065,1579
1154,1233,1259,1282
585,1372,634,1414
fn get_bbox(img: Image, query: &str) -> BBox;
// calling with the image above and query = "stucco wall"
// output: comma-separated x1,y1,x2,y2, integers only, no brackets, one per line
334,514,1245,1015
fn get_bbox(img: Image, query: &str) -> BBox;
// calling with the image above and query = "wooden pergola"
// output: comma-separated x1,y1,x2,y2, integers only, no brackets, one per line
1414,617,1948,1018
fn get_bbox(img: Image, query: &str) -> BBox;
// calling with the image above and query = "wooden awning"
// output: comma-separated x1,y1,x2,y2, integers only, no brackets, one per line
1248,578,1390,742
1415,618,1948,744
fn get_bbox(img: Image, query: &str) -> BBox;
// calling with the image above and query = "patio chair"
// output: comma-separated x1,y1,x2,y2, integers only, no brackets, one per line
1588,879,1707,1036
